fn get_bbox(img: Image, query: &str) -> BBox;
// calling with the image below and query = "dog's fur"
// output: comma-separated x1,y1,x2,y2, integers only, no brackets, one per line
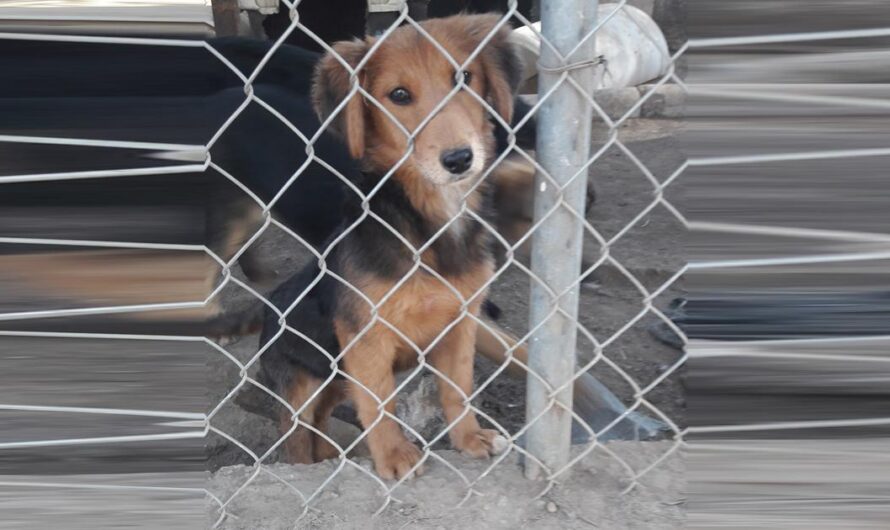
259,15,522,479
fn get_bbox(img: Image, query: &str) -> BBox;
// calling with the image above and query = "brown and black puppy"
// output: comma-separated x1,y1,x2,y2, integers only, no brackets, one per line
260,14,521,480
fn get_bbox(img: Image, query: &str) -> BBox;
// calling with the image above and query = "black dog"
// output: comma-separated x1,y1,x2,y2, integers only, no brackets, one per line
0,36,534,300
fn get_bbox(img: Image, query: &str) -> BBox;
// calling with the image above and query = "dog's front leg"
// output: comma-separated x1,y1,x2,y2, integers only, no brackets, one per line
429,316,507,458
340,327,424,480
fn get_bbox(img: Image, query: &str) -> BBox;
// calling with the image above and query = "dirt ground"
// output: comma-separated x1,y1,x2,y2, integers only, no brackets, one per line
208,442,684,529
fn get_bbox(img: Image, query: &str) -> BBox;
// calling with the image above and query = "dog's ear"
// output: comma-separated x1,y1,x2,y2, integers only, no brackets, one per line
464,15,524,124
311,39,369,159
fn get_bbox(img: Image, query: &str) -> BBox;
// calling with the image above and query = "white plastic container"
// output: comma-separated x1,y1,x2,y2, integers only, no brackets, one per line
509,4,671,93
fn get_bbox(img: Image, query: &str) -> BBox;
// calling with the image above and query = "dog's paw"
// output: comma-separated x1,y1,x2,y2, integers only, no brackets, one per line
454,428,508,458
374,439,424,480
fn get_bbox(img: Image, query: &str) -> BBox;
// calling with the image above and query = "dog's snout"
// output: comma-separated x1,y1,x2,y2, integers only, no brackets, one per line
440,147,473,175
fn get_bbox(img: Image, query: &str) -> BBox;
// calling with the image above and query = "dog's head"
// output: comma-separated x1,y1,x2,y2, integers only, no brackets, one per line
312,14,523,186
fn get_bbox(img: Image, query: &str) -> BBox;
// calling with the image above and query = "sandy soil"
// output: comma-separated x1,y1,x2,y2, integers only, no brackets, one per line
207,442,684,529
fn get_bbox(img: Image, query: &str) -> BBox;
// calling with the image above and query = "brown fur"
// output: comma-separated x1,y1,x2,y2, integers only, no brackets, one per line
312,15,517,186
279,372,347,464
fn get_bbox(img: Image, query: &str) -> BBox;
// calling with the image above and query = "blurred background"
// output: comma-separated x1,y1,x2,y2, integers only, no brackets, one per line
2,0,889,528
683,1,890,528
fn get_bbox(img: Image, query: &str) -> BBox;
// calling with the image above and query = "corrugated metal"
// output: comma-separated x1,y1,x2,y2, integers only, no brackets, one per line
0,2,214,37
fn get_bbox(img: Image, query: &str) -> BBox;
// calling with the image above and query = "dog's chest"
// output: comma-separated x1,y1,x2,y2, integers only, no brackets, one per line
372,266,491,345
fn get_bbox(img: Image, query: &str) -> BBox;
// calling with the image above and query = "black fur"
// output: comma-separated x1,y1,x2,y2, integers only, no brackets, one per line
0,37,533,241
259,171,496,384
336,171,494,279
260,262,340,385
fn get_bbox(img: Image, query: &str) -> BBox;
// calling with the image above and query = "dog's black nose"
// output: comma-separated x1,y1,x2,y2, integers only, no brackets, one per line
440,147,473,175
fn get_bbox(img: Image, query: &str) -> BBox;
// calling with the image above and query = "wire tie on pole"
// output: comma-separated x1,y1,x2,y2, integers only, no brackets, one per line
536,55,605,75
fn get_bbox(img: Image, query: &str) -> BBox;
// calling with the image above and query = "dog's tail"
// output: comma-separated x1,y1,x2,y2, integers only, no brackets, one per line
475,318,667,441
475,318,528,379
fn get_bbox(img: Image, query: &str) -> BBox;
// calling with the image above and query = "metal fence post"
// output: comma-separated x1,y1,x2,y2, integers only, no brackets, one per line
525,0,599,480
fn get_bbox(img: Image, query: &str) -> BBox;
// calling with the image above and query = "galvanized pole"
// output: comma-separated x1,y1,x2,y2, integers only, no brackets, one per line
525,0,598,480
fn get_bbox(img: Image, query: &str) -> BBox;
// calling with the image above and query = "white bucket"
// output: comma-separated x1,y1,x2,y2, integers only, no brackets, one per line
509,4,671,93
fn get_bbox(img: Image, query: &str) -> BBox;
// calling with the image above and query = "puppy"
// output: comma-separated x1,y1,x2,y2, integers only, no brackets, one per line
259,14,521,479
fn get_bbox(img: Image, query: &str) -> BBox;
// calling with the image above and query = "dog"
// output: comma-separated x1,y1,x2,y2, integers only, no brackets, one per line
258,14,523,479
201,35,540,329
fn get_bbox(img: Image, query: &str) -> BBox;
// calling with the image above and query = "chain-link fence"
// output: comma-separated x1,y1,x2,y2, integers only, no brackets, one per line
0,0,689,527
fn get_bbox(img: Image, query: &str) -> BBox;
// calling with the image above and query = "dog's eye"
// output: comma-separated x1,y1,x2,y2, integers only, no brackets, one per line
388,87,412,105
455,70,472,86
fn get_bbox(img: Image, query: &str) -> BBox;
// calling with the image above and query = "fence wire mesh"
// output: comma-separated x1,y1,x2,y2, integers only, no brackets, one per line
0,0,694,525
3,0,889,524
